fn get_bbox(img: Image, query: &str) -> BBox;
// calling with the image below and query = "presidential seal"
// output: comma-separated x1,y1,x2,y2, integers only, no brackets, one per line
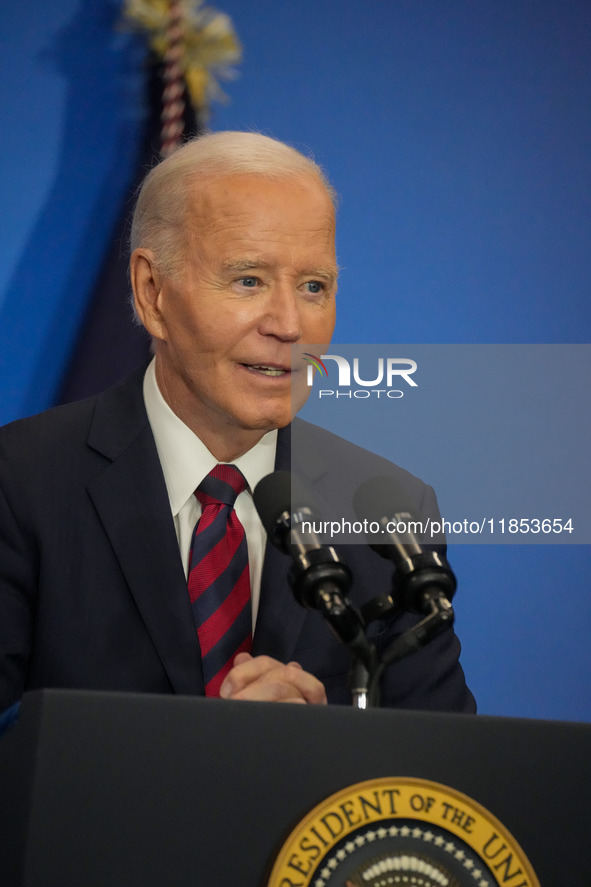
267,778,539,887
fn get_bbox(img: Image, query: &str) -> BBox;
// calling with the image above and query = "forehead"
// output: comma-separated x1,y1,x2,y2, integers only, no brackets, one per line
186,173,336,249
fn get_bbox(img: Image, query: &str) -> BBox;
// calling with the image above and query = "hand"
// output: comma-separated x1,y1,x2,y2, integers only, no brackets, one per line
219,652,327,704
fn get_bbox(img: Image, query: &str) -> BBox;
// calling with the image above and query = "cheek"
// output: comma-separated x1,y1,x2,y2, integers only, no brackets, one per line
169,313,224,358
303,305,336,342
191,303,255,349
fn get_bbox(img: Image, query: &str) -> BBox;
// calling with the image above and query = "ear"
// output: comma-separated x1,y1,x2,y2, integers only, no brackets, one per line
130,248,167,341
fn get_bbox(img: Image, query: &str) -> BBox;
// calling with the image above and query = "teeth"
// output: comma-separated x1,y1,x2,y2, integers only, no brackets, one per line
250,365,287,376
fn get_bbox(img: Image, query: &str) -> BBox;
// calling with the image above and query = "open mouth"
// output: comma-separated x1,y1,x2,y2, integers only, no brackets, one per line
242,364,290,377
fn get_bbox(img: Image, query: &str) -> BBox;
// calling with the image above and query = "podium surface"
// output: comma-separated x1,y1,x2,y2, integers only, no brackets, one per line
0,690,589,885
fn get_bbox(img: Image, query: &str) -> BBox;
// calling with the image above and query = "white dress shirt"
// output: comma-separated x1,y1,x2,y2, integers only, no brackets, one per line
143,359,278,627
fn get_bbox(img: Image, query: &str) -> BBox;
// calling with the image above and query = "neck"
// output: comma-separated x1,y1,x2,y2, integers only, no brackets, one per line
198,429,266,463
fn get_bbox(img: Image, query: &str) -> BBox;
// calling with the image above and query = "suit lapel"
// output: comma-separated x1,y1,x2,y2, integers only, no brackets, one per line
85,370,204,695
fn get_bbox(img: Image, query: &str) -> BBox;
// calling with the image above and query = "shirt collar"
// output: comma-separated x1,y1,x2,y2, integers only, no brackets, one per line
143,359,278,516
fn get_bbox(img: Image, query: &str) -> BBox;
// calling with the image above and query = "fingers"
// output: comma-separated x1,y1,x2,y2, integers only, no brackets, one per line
219,654,327,705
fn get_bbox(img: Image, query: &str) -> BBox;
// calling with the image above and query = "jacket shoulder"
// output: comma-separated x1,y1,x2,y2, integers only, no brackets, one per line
290,416,430,498
0,366,148,471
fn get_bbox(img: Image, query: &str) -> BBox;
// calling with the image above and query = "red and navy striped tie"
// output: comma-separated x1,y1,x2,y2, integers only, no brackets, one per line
188,464,252,697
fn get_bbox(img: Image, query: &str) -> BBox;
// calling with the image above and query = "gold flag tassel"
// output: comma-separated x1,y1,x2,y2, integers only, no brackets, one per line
122,0,242,154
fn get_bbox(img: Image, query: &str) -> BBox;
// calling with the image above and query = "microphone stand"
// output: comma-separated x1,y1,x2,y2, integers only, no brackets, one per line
336,569,455,709
252,471,455,709
348,475,459,708
288,548,379,710
349,654,378,710
366,593,455,706
290,555,456,709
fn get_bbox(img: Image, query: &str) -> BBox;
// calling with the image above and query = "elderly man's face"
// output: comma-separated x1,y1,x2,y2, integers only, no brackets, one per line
143,173,337,459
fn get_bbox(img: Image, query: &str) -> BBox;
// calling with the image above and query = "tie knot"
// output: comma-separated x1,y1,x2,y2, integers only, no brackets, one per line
195,464,247,509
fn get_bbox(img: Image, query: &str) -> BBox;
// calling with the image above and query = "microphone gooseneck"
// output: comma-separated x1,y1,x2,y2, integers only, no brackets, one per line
253,471,373,667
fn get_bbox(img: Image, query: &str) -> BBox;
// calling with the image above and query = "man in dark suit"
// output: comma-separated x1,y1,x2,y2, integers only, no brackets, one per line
0,132,475,712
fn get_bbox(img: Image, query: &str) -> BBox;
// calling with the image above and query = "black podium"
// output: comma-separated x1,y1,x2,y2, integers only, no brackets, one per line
1,689,589,886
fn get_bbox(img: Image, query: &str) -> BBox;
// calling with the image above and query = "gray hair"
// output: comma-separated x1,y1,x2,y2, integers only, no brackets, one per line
130,131,337,281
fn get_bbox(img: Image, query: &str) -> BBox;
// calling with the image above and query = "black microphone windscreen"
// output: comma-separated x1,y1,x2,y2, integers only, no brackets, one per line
253,470,321,538
253,470,292,537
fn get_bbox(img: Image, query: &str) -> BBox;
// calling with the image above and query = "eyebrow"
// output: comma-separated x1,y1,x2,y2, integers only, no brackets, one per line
221,259,340,283
222,259,271,273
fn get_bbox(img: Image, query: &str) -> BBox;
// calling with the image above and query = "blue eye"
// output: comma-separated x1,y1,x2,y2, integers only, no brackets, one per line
305,281,324,294
239,276,258,287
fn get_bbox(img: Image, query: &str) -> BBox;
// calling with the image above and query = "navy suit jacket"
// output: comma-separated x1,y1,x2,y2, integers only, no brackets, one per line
0,368,475,712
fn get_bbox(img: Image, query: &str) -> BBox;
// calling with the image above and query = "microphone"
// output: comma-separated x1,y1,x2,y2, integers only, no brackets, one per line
253,471,371,660
352,475,456,614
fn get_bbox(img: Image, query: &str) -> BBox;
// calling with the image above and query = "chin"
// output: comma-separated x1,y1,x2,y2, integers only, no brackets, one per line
240,398,294,431
241,409,292,434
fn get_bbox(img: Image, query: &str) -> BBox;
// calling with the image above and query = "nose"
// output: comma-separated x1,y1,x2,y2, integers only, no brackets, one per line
258,282,303,342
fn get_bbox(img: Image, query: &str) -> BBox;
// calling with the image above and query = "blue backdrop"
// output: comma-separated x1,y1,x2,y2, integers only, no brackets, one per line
1,0,590,720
